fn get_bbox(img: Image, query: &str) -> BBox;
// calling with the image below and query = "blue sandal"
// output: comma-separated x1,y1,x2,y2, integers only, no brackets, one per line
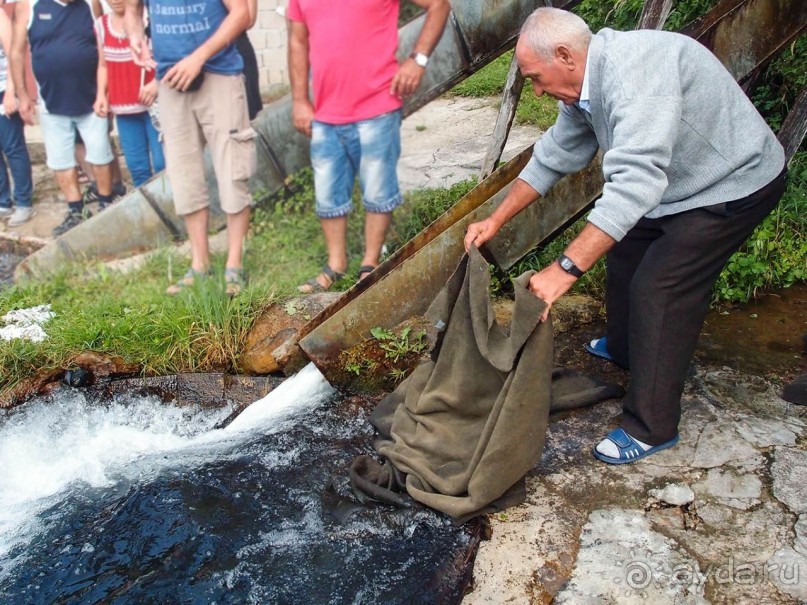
584,336,614,361
592,428,679,464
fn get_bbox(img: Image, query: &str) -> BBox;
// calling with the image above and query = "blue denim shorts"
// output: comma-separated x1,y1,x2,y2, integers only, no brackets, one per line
310,110,403,218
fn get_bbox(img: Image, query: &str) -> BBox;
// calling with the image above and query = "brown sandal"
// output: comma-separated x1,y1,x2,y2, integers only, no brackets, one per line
297,265,345,294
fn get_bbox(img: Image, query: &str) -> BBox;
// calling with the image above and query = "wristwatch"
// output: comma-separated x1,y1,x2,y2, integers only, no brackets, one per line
557,253,585,278
410,52,429,68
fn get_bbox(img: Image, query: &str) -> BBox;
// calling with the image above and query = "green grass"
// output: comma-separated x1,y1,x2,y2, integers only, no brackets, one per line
450,51,559,130
713,152,807,303
0,254,271,393
0,171,467,395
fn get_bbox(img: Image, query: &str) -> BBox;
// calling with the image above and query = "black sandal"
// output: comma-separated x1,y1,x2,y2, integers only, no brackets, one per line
297,265,345,293
357,265,378,282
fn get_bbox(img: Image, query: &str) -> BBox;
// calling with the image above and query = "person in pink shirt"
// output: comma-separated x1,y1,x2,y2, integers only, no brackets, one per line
288,0,450,292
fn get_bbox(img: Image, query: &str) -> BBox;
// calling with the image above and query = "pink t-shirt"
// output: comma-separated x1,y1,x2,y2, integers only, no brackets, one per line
287,0,403,124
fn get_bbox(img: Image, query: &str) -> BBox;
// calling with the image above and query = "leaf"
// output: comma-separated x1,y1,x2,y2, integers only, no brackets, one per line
370,326,393,340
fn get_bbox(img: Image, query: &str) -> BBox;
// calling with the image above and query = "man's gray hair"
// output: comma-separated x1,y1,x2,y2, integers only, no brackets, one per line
519,7,592,61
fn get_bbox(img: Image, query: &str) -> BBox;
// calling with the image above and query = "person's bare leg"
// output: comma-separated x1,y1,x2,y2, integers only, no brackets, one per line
361,211,391,272
54,168,82,202
225,206,250,269
74,143,94,184
110,155,123,188
91,162,113,196
317,215,348,287
182,207,210,272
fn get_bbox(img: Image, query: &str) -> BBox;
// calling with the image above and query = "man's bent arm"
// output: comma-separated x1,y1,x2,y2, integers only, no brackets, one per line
562,222,616,272
391,0,450,97
189,0,249,66
123,0,153,68
528,222,615,322
409,0,450,57
162,0,250,90
464,178,541,250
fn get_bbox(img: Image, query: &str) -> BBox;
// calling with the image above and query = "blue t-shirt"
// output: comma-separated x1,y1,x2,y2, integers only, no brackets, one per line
149,0,243,79
28,0,97,116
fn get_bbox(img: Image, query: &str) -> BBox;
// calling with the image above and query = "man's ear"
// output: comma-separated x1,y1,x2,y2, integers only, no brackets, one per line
555,45,576,69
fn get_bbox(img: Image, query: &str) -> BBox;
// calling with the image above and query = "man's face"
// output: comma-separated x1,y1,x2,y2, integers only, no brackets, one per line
515,40,583,106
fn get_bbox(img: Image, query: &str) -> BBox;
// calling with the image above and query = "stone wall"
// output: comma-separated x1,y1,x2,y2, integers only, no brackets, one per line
250,0,290,97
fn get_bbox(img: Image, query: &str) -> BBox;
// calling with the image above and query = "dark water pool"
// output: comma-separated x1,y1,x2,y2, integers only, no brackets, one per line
0,366,476,605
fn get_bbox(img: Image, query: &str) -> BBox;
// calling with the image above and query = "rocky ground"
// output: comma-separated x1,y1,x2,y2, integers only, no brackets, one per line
464,303,807,605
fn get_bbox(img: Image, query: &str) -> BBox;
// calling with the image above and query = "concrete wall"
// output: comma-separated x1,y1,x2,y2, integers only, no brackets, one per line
250,0,290,97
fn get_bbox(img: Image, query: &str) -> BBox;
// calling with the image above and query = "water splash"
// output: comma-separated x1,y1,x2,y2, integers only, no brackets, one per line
0,363,334,563
0,364,474,603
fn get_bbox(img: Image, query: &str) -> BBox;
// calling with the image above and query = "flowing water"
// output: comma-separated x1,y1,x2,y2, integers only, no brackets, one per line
0,364,474,604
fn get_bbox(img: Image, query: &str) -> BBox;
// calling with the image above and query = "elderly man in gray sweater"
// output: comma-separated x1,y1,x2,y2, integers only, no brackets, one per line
465,7,786,464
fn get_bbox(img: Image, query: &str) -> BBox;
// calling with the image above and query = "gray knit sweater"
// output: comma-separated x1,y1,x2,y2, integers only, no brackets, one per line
519,28,785,242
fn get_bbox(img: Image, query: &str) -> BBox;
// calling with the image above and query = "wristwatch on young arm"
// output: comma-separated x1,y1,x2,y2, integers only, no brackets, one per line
410,52,429,68
556,253,585,278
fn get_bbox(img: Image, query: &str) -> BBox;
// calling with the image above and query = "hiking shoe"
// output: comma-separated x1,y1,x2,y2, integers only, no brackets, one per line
7,207,35,227
0,206,12,219
53,210,91,236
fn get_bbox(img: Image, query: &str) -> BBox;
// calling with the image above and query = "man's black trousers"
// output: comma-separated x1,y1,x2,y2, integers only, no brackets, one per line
604,168,788,445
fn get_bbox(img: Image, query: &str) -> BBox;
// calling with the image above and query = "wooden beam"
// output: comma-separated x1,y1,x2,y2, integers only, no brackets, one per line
778,85,807,163
479,53,526,180
638,0,674,29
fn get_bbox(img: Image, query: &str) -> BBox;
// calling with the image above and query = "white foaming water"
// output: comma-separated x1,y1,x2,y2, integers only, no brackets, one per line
0,362,335,563
224,363,335,433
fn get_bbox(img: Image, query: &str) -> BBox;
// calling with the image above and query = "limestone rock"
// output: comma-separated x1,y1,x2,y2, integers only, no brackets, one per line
691,420,762,469
735,412,801,447
239,293,340,374
795,515,807,557
692,468,762,510
766,547,807,602
771,447,807,514
554,508,707,605
464,480,587,605
648,483,695,507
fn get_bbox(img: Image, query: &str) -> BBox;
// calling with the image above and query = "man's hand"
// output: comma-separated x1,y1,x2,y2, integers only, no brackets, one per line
292,98,315,137
94,95,109,117
130,34,156,70
528,263,578,322
390,59,425,98
139,78,158,106
3,91,18,117
464,216,502,251
18,97,35,125
163,54,204,91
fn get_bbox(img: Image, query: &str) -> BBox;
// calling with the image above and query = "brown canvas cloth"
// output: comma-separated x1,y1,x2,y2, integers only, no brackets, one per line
350,246,622,520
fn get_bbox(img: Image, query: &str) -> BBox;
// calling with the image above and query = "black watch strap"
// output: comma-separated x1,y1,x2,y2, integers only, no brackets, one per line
557,253,585,278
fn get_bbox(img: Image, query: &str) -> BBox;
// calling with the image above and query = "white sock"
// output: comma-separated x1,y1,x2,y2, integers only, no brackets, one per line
595,432,652,458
